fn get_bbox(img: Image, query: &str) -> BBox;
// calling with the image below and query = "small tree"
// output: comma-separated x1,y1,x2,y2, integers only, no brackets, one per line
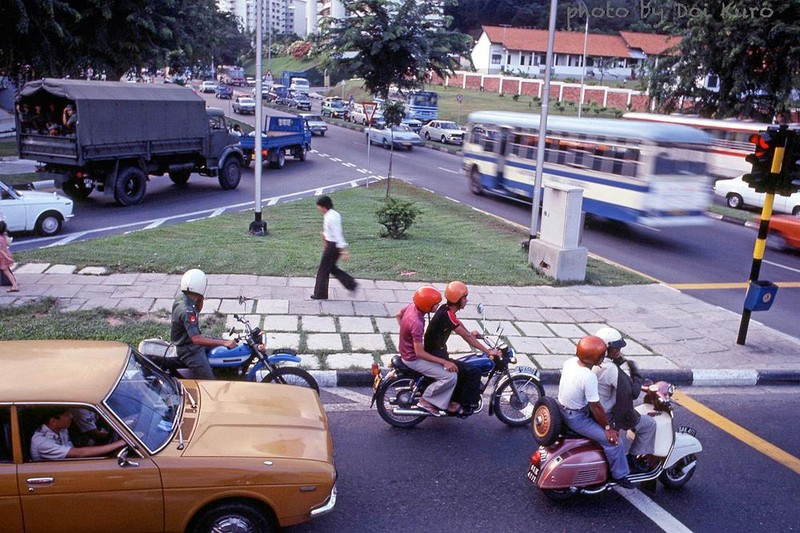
376,198,421,239
382,100,406,200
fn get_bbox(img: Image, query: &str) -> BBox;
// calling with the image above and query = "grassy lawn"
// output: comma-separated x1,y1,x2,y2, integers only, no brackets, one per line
15,180,650,287
0,140,18,158
707,203,759,222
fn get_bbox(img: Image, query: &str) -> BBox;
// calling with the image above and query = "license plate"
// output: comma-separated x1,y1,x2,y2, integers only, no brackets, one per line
526,464,540,483
515,366,539,377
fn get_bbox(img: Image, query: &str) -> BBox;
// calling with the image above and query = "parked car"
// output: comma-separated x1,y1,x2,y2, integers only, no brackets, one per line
761,214,800,251
366,123,422,151
291,93,312,111
714,175,800,215
322,98,347,118
232,96,256,115
401,117,423,133
0,180,73,236
214,85,233,99
420,120,465,144
199,80,218,93
299,113,328,136
0,340,336,532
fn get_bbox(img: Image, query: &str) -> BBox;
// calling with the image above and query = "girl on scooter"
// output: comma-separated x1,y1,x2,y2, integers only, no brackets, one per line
424,281,502,415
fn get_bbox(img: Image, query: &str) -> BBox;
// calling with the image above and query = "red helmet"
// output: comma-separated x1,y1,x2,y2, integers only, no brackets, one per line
576,335,607,366
444,281,468,304
413,286,442,313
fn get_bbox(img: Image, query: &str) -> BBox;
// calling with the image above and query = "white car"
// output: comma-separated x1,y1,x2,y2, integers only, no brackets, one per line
299,114,327,136
349,103,383,125
713,175,800,216
199,80,218,93
232,96,256,115
366,124,423,151
420,120,465,144
0,180,74,236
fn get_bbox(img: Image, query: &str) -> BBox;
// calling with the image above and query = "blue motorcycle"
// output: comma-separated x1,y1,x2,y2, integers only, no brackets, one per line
140,312,319,393
370,304,543,427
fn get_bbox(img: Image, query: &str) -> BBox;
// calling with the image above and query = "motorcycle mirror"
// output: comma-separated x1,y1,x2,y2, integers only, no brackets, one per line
238,295,247,306
476,303,485,315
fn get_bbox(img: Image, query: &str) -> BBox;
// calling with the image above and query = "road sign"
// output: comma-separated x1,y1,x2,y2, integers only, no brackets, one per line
456,94,463,103
363,101,378,124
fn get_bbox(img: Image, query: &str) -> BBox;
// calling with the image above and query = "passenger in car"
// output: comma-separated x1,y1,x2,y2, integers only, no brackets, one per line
30,407,125,461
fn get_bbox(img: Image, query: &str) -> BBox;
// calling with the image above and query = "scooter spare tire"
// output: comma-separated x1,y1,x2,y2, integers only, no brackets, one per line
532,396,563,446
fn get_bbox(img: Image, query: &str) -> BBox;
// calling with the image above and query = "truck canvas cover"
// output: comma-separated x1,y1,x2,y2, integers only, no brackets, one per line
17,79,207,146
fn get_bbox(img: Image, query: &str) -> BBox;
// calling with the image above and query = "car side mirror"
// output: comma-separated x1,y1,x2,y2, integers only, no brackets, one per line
117,447,139,468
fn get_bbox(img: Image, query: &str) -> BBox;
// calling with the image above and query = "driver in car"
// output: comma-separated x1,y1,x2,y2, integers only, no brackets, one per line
30,407,125,461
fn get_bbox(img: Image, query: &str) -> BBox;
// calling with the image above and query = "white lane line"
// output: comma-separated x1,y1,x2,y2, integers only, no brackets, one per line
615,488,694,533
323,387,373,405
266,197,279,206
357,168,368,174
144,219,167,230
438,167,461,175
331,157,342,162
209,208,226,218
44,231,87,247
314,188,325,195
445,196,461,203
764,260,800,274
342,162,357,168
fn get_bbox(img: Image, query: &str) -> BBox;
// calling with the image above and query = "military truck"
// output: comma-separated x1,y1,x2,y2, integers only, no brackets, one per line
15,79,244,206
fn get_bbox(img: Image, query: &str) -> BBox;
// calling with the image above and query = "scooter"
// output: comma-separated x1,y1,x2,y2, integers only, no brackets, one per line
139,310,319,393
527,381,702,500
370,303,544,428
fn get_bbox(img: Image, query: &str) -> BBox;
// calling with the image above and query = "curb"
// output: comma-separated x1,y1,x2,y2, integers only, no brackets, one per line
309,368,800,388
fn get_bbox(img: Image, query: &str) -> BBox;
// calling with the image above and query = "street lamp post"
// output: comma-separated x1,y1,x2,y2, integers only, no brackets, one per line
249,0,266,235
577,0,589,118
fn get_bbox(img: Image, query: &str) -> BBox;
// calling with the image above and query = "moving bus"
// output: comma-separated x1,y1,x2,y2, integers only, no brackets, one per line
463,111,712,227
385,90,439,121
622,112,771,179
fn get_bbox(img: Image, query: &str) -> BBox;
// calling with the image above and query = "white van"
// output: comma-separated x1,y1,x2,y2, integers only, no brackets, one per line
290,78,310,94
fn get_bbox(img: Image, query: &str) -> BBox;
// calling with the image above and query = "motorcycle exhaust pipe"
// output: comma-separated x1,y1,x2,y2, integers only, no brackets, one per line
393,408,433,417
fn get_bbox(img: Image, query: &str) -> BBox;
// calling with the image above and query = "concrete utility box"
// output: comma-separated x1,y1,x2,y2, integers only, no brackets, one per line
528,183,588,281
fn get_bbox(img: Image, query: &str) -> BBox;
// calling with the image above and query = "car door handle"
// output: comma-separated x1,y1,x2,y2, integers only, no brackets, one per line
27,477,54,485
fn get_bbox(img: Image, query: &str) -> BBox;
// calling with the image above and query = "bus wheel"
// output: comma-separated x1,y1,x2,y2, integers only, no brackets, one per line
470,167,484,196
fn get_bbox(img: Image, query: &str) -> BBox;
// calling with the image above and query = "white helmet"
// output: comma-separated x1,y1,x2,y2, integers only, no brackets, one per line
180,269,207,296
595,327,626,349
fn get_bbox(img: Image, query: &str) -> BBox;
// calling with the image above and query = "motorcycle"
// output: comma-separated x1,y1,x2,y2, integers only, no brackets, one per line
370,303,544,428
527,381,702,500
139,307,319,393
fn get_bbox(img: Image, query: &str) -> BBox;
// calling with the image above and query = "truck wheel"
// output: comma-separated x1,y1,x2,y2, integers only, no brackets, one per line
295,144,308,161
114,167,147,206
218,158,242,190
269,150,286,169
35,211,64,236
169,170,191,186
61,178,94,200
243,152,252,167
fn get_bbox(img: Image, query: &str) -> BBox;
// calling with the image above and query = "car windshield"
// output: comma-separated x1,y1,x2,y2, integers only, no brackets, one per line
105,351,183,453
440,122,459,130
305,115,323,121
240,98,255,104
391,125,412,132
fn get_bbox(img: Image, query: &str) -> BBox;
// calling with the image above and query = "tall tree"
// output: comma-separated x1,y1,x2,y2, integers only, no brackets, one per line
319,0,472,99
646,0,800,120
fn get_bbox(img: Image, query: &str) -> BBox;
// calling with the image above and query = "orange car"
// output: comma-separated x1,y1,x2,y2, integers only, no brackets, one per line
0,340,336,532
762,215,800,251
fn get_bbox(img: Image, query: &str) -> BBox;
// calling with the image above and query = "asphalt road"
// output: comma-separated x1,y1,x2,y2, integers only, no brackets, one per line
285,385,800,533
11,91,800,339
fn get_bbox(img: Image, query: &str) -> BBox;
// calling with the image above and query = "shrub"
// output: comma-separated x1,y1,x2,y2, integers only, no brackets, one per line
512,94,520,101
376,199,421,239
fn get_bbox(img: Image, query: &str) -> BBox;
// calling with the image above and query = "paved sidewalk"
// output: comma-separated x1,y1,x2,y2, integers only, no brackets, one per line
3,262,799,387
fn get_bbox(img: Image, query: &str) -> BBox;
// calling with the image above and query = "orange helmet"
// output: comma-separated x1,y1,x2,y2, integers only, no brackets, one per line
444,281,468,304
413,286,442,313
576,335,607,366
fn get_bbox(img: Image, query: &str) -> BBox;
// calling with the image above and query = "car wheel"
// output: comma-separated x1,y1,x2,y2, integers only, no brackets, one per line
424,131,431,140
726,193,743,209
766,233,788,252
793,206,800,217
169,170,191,186
441,135,448,144
382,138,390,150
35,211,64,236
189,502,273,533
218,158,242,190
114,166,147,206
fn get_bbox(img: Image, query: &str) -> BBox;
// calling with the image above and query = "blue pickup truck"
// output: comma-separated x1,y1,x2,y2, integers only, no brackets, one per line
239,116,312,169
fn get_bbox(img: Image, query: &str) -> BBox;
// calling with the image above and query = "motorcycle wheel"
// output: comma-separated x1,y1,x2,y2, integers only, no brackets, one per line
261,367,320,394
493,374,544,427
659,454,697,489
376,377,427,428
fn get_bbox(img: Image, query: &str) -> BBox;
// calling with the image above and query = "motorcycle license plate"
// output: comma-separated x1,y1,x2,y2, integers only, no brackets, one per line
515,366,539,376
526,464,540,483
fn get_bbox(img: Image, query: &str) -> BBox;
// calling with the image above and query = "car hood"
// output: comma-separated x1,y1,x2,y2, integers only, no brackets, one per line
387,131,420,141
183,381,331,461
14,189,73,209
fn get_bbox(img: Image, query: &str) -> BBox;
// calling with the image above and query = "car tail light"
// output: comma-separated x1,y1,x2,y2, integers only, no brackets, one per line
530,450,542,467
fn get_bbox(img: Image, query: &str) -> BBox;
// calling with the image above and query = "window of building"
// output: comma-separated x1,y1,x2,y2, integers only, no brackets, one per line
491,54,502,65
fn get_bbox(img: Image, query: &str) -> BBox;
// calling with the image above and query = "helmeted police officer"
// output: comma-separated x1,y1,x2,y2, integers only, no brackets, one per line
171,269,236,379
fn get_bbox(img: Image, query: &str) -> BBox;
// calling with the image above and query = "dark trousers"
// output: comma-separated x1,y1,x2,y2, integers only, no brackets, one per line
313,240,356,298
453,360,482,407
177,346,215,380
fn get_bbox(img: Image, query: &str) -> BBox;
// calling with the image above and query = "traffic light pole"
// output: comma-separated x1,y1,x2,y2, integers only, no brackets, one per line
736,143,785,345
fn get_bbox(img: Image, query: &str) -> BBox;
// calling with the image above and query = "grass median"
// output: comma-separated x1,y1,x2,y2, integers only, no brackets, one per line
15,180,649,286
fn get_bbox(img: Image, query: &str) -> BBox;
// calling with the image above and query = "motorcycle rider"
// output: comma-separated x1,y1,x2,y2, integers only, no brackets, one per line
594,327,657,471
171,269,236,379
424,281,502,415
395,286,456,417
557,335,634,488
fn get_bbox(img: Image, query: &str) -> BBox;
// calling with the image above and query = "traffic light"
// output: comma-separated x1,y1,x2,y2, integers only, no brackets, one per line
776,129,800,197
742,128,782,193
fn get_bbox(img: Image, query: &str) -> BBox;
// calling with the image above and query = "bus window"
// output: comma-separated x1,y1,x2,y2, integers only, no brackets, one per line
653,150,706,176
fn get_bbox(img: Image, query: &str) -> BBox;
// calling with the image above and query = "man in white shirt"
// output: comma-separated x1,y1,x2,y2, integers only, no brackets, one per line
557,336,633,488
30,407,125,461
311,195,358,300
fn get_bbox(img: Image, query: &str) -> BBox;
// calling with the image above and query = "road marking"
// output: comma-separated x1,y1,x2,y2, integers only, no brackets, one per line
357,168,368,174
438,167,461,175
266,198,279,206
670,281,800,290
44,231,87,247
343,162,356,168
674,390,800,475
764,260,800,274
209,208,226,218
615,488,694,533
330,157,342,162
144,219,166,230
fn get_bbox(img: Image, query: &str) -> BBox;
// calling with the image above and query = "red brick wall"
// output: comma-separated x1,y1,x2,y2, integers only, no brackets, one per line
483,77,501,92
629,94,649,111
464,74,482,90
561,86,581,102
520,80,541,97
583,88,606,107
606,92,629,110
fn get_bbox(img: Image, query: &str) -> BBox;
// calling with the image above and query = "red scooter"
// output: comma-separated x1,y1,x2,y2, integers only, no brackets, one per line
527,382,702,500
